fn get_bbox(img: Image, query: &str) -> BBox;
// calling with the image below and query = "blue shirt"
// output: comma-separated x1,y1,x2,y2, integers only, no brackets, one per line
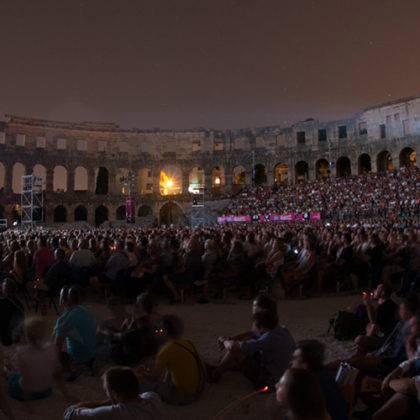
239,325,296,382
55,305,96,364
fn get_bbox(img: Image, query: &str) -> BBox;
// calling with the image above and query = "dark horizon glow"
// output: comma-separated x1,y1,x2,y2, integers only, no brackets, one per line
1,0,420,130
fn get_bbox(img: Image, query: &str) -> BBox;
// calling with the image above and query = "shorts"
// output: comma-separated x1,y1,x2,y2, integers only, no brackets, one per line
7,371,52,401
241,354,275,390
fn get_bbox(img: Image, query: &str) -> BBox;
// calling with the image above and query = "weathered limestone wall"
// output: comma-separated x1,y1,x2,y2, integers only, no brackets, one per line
0,95,419,225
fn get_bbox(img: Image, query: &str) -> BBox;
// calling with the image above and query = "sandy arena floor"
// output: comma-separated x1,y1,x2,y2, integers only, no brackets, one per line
3,293,363,420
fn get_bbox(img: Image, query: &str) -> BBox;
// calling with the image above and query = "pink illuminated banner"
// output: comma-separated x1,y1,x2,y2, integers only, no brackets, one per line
309,213,321,220
217,215,251,223
218,213,321,223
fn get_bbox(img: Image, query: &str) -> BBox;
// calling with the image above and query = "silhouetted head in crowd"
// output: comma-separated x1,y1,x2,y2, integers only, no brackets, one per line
252,310,278,333
252,295,277,316
59,286,81,307
276,368,328,420
159,314,184,339
102,366,140,403
291,340,325,371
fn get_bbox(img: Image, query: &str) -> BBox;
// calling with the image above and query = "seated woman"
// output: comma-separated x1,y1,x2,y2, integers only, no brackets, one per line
282,235,316,296
276,367,331,420
4,316,68,401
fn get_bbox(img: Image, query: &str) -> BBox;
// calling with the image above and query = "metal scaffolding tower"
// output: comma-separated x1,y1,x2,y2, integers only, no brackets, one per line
190,187,206,227
21,174,44,230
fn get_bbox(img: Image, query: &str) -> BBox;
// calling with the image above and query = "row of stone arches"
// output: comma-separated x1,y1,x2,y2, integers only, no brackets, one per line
52,204,153,225
51,203,177,226
1,147,416,194
291,147,416,181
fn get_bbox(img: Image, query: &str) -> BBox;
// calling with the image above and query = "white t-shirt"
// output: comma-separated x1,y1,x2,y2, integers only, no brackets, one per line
63,392,165,420
16,342,58,393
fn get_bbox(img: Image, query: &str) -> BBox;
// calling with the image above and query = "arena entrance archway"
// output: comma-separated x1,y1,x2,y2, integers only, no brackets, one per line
315,159,329,180
295,161,308,182
138,205,152,217
399,147,417,168
53,205,67,223
336,157,351,177
253,164,267,185
116,205,126,220
358,154,371,174
211,166,225,196
274,163,288,184
95,167,109,195
95,205,108,226
377,151,393,172
74,205,87,221
188,167,205,193
159,202,184,226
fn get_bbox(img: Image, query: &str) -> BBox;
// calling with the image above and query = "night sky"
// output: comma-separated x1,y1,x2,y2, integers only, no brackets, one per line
1,0,420,130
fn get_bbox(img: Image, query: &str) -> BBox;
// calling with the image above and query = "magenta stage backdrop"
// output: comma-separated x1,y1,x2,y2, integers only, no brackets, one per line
217,213,321,223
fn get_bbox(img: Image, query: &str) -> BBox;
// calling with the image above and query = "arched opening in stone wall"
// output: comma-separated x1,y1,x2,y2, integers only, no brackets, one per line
116,205,126,220
274,162,288,184
74,166,88,191
0,204,4,220
116,168,130,195
95,167,109,195
377,151,393,172
95,205,108,226
188,167,204,193
399,147,417,168
138,205,152,217
211,166,225,195
33,206,44,223
295,161,308,182
232,165,246,194
336,156,351,177
254,164,267,185
74,205,87,221
53,165,68,192
137,168,153,195
315,159,329,179
12,162,25,194
232,166,246,185
0,162,6,190
159,202,184,226
33,164,47,190
160,165,182,196
53,205,67,223
358,154,372,174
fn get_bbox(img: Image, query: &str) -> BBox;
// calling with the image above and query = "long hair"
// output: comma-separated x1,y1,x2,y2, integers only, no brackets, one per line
283,368,328,420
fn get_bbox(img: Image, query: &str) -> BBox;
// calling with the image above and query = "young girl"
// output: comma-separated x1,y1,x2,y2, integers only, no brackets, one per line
5,317,67,401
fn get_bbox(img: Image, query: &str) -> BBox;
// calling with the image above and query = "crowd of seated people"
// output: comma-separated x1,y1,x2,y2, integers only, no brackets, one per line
224,167,420,220
0,169,419,418
1,213,420,303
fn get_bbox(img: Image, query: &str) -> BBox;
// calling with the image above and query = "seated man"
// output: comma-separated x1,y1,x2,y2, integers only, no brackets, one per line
63,366,164,419
138,314,206,405
44,248,71,295
355,283,398,353
372,311,420,420
325,295,418,377
54,286,96,380
290,340,348,420
212,310,296,389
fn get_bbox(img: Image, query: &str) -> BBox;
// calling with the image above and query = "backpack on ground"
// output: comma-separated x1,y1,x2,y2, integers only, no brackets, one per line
328,310,368,341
